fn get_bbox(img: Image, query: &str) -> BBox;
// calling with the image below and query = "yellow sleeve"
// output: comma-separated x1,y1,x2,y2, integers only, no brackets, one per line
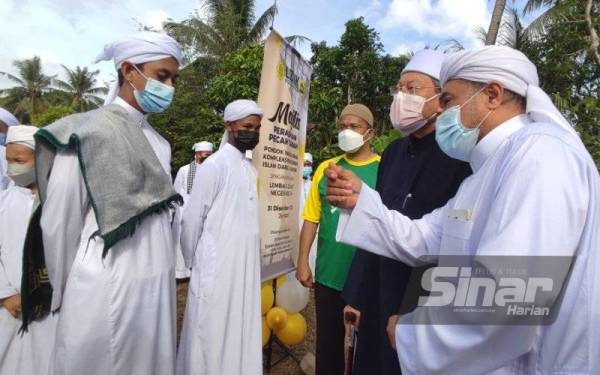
302,157,341,223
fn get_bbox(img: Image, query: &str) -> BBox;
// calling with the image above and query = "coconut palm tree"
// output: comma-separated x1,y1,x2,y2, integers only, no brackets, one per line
0,56,53,121
486,0,509,44
524,0,599,68
164,0,307,66
54,65,108,112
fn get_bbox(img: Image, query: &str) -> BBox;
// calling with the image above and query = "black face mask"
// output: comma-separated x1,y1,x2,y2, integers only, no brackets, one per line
233,130,260,152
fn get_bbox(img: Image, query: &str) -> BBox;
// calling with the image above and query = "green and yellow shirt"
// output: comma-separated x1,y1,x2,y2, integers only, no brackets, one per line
303,154,380,291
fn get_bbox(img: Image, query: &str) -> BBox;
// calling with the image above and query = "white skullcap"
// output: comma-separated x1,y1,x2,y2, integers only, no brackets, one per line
0,107,18,128
440,45,575,135
193,141,213,152
402,49,445,81
95,31,183,105
304,152,313,163
6,125,38,149
223,99,263,122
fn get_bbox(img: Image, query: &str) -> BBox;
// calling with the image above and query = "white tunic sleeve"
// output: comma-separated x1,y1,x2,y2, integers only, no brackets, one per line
40,150,89,310
396,135,591,374
336,182,448,266
180,162,220,268
174,166,187,196
0,245,16,300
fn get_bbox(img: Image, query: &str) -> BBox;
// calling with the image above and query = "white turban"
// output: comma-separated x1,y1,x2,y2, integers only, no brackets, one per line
0,107,18,128
95,32,183,105
6,125,38,149
193,141,213,152
402,49,445,81
440,46,575,135
223,99,264,122
304,152,313,164
220,99,264,149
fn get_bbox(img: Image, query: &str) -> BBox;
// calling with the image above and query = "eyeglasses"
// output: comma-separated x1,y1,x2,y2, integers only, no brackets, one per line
390,84,440,96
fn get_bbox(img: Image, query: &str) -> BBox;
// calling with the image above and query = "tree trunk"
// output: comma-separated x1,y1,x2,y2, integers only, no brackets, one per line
486,0,507,45
585,0,600,69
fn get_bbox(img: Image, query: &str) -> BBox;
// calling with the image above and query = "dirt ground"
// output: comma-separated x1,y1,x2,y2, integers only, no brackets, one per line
176,281,316,375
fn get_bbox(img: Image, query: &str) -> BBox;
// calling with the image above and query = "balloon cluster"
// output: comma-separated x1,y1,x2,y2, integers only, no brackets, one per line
261,273,309,346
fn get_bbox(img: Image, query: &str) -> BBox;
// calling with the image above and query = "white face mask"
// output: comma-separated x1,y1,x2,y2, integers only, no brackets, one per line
7,162,36,187
338,129,370,154
390,92,439,134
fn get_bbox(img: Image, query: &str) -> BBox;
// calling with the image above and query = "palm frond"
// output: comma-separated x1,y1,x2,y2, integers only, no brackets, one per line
53,79,75,92
248,3,277,42
523,0,557,15
0,72,25,86
444,38,466,53
285,35,312,47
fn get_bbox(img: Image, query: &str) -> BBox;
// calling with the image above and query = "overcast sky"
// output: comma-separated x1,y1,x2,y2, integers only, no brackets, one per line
0,0,540,91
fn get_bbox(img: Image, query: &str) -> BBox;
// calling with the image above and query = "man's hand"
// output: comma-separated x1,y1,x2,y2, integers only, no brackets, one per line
2,294,21,318
343,305,361,338
325,164,362,209
386,315,400,350
295,261,315,289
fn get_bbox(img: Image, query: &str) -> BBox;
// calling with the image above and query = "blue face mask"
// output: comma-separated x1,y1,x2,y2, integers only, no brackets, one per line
435,88,493,162
0,133,5,146
303,166,313,178
129,65,175,113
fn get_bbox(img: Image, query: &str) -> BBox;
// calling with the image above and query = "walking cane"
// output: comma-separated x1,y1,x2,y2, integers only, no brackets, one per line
345,311,358,375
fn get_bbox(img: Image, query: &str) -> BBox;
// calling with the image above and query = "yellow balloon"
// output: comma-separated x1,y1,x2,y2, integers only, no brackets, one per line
276,275,286,288
275,313,307,346
261,283,274,315
266,307,288,331
262,317,271,347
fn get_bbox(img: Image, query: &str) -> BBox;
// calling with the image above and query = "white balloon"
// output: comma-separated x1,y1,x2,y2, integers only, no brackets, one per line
276,272,309,313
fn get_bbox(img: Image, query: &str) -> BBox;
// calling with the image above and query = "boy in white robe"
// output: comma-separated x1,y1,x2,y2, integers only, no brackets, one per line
0,107,19,191
177,99,263,375
173,141,213,280
0,125,57,375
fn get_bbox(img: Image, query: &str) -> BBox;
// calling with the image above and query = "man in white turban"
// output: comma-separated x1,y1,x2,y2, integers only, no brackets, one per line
20,32,183,375
1,125,57,375
172,141,214,280
326,46,600,374
178,99,263,375
0,107,19,191
340,50,471,375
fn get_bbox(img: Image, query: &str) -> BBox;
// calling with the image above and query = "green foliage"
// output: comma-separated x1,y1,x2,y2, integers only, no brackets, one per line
204,44,263,111
306,18,408,162
0,56,53,122
31,105,76,127
163,0,277,66
521,0,600,167
53,65,108,112
150,43,264,173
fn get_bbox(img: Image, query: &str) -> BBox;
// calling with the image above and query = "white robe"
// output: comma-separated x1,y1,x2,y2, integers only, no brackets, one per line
172,163,196,279
0,146,12,191
337,115,600,374
177,143,262,375
0,186,57,375
42,97,177,375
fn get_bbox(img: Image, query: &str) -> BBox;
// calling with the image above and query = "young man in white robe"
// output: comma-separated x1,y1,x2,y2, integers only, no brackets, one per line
326,46,600,374
0,107,19,191
174,141,214,202
20,32,183,375
178,99,263,375
173,141,214,280
0,125,57,375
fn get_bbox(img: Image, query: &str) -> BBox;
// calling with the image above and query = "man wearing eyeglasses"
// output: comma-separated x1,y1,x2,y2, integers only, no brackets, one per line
341,50,472,375
296,103,380,375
